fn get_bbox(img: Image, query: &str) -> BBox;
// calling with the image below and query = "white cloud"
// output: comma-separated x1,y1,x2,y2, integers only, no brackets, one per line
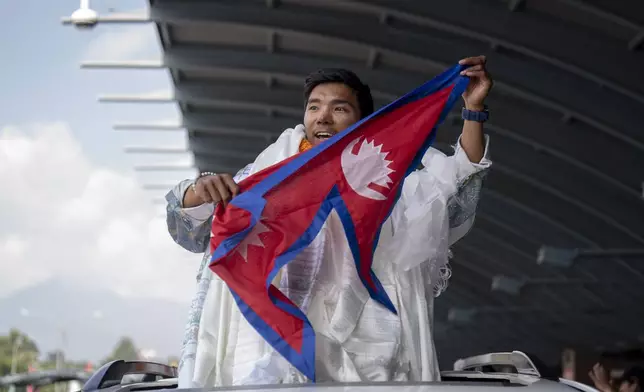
0,123,199,302
83,23,159,62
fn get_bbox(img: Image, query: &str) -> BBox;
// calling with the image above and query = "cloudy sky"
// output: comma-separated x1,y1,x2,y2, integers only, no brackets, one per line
0,1,200,310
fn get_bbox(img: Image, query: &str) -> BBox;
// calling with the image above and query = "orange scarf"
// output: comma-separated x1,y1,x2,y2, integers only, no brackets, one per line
299,138,313,153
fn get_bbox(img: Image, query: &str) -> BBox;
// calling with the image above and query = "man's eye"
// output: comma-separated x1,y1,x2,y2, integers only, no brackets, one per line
308,106,318,111
335,107,347,112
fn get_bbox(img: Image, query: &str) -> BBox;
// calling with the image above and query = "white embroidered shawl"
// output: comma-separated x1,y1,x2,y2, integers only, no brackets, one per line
172,124,491,387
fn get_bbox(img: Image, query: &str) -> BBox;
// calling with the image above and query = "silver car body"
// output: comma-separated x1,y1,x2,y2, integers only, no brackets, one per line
81,351,599,392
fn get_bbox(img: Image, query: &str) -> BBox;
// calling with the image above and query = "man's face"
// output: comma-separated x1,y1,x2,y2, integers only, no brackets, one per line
304,82,361,146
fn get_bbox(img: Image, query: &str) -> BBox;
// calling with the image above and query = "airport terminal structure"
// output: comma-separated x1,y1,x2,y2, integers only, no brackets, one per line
67,0,644,377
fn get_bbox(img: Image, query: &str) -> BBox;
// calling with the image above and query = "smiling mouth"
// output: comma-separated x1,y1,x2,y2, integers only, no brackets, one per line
314,131,335,141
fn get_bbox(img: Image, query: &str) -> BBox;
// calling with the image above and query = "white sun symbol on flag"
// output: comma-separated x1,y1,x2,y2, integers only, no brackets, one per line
235,219,271,262
341,137,395,200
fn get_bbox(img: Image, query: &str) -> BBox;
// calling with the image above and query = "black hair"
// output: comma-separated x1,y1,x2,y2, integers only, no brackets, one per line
303,68,374,119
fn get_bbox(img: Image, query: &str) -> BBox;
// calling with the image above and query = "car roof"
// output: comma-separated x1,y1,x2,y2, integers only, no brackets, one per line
99,377,583,392
81,351,599,392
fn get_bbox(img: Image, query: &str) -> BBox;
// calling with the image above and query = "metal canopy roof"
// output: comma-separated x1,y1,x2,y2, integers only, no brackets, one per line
145,0,644,367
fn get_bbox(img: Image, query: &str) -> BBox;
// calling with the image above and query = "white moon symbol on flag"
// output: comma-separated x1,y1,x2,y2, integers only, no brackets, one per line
340,137,395,201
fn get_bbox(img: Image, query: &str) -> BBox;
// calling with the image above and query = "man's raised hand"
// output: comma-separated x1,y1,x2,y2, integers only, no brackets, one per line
459,55,493,111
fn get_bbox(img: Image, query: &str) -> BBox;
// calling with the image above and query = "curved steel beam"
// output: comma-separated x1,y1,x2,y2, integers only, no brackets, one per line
483,123,640,200
163,45,422,97
60,12,150,24
435,286,479,310
475,191,644,299
463,216,644,305
438,263,503,308
459,229,625,309
341,0,644,101
81,60,164,69
481,188,593,247
485,134,644,226
183,111,298,141
178,90,302,118
124,146,188,154
441,313,568,358
475,211,561,252
449,242,529,305
447,147,644,248
468,212,602,288
113,123,183,131
492,163,644,245
441,304,634,352
455,220,549,279
163,47,642,197
434,333,503,364
188,132,277,160
454,239,566,309
438,306,600,354
440,319,595,362
188,145,259,161
455,301,644,335
480,188,644,284
455,217,581,286
550,0,643,38
149,1,644,151
463,229,537,267
494,162,644,244
434,262,540,351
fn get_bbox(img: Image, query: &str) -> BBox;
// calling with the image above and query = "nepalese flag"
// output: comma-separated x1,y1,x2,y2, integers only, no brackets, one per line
209,63,470,381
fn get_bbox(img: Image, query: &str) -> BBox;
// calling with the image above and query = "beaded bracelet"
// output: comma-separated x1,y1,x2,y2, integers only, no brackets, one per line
191,172,217,193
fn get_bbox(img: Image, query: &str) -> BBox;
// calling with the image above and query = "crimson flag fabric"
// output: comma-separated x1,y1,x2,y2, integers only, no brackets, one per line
209,64,470,381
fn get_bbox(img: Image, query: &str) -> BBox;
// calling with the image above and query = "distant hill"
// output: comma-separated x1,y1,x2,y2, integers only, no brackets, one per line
0,280,189,362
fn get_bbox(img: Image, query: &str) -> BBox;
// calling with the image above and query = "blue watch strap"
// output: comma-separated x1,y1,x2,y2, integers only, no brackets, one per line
461,106,489,122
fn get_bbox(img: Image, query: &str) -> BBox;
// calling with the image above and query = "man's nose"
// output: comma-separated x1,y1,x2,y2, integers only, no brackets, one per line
316,107,333,124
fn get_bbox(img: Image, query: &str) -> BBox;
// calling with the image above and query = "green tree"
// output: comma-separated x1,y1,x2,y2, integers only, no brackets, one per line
0,329,40,377
101,337,138,364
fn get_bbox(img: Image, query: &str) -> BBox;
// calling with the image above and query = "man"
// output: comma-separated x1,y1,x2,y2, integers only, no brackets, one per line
166,56,493,386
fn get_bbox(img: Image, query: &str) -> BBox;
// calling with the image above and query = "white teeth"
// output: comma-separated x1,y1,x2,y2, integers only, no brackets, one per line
315,132,332,138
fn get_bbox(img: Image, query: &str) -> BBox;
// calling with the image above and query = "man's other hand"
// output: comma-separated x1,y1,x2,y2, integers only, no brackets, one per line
183,174,240,208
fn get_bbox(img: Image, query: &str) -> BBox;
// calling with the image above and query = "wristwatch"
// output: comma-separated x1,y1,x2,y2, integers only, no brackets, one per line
461,106,489,123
